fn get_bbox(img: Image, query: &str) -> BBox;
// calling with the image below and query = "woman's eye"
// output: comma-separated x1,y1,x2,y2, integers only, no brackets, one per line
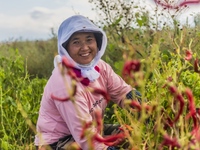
73,41,79,45
87,38,93,42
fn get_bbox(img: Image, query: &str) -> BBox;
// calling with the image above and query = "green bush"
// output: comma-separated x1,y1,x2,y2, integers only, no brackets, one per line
0,38,57,78
0,50,47,149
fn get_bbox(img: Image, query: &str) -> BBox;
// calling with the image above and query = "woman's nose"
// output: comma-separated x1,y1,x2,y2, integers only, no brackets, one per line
80,41,89,49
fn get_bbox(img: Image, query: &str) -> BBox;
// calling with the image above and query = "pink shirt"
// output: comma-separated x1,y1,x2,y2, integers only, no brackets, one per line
34,59,132,150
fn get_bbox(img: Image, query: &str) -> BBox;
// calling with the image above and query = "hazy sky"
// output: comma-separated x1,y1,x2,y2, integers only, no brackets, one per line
0,0,199,42
0,0,96,42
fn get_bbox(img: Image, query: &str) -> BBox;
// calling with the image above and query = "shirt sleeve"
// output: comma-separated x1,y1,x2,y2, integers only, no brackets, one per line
54,93,108,150
103,61,132,107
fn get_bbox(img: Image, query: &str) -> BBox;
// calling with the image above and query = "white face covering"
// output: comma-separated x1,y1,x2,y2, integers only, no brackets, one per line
54,15,107,81
81,67,100,81
53,55,100,81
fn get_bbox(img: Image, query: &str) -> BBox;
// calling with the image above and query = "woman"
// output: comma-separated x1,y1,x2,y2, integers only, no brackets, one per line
34,15,141,150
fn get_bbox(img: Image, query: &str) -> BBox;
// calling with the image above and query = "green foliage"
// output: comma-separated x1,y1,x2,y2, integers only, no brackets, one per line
180,70,200,101
0,37,57,78
1,1,200,149
105,43,200,149
0,51,47,149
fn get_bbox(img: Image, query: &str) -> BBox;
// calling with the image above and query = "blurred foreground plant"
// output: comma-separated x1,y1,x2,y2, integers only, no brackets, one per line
52,41,200,149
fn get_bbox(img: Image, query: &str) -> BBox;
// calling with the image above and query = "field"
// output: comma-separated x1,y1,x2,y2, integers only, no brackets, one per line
1,2,200,149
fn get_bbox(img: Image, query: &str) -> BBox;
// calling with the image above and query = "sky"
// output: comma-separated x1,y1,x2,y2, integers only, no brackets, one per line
0,0,96,42
0,0,200,42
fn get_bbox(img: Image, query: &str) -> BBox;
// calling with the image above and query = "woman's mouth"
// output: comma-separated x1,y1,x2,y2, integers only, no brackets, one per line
80,53,90,57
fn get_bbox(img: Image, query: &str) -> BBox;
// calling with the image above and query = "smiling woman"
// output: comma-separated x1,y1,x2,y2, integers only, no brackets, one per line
34,14,142,150
65,32,98,65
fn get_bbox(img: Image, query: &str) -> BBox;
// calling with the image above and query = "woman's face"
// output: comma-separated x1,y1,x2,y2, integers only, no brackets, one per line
66,32,98,65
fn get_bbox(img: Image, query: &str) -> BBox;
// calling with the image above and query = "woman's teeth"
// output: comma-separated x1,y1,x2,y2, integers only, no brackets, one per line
81,53,90,56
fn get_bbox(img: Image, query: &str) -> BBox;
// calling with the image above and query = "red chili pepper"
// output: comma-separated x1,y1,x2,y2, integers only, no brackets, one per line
159,134,181,150
191,127,200,142
185,89,196,119
180,0,200,6
80,121,93,139
61,56,89,85
174,94,184,123
122,60,141,79
94,110,103,133
168,86,177,95
67,69,78,80
185,89,199,136
51,84,77,101
185,50,192,61
51,94,70,101
154,0,200,9
62,56,74,68
130,100,151,112
92,88,110,102
167,86,185,125
130,100,142,110
80,111,103,139
165,117,174,128
93,133,126,146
